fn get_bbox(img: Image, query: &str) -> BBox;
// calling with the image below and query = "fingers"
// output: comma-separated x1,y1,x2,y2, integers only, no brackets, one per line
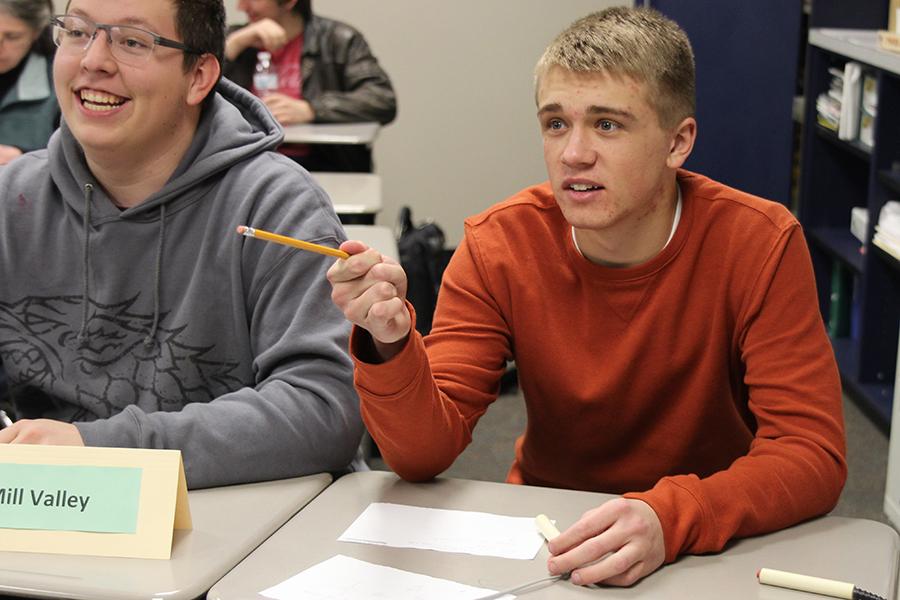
262,96,313,125
328,245,411,343
0,422,19,443
0,420,85,446
549,503,617,556
546,498,665,587
252,19,287,50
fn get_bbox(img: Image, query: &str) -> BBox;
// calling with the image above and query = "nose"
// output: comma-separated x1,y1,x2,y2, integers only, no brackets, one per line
80,28,117,71
560,126,597,169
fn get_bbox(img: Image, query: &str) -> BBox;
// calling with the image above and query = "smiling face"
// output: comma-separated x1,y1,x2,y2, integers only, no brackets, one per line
52,0,203,162
537,66,694,262
0,11,39,74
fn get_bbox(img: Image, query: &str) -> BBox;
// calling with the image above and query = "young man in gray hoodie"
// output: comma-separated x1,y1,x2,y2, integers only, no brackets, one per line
0,0,363,488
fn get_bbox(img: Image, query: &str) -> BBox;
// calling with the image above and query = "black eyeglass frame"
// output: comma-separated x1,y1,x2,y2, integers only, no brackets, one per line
50,14,205,57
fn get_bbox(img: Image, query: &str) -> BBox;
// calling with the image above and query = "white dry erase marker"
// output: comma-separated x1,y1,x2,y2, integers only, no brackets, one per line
757,568,885,600
535,514,560,542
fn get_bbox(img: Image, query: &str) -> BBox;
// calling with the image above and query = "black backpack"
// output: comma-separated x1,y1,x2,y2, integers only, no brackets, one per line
397,207,448,335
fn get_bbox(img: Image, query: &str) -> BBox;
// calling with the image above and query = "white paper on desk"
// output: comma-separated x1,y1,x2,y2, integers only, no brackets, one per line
260,554,514,600
338,502,544,560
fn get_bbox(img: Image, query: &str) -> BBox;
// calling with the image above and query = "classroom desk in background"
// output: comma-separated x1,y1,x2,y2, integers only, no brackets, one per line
0,473,331,600
208,470,900,600
342,225,398,262
312,172,382,225
282,122,380,145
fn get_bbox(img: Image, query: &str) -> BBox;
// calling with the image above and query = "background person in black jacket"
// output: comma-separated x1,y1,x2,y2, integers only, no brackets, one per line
224,0,396,172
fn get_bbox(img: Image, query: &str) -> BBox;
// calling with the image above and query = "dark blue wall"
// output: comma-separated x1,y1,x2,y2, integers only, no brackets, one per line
649,1,804,205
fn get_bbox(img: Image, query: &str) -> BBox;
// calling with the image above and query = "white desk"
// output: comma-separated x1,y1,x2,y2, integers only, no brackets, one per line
0,474,331,600
313,172,382,223
209,471,900,600
282,122,380,145
342,225,398,262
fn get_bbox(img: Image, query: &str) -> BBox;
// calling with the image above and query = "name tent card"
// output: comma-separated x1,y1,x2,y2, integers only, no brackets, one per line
0,463,141,532
0,445,191,559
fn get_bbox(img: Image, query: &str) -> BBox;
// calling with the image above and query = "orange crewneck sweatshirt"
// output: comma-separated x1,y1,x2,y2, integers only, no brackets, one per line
353,170,846,562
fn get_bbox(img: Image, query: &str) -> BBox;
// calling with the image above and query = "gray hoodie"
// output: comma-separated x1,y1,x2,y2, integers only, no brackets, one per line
0,78,363,488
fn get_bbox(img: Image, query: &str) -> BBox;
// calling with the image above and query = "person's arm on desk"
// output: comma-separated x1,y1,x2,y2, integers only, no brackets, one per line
0,419,83,445
547,227,846,587
262,93,315,125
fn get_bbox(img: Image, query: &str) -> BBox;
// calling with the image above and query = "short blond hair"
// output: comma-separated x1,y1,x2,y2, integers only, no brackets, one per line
535,6,695,129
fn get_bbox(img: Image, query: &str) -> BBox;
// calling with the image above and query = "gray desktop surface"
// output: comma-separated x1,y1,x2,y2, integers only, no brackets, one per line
209,470,900,599
0,473,331,600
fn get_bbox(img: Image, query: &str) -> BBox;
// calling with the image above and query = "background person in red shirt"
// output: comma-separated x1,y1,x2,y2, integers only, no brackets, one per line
224,0,396,172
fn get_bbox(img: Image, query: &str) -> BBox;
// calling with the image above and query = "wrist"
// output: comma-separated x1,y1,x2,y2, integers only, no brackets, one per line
373,336,409,363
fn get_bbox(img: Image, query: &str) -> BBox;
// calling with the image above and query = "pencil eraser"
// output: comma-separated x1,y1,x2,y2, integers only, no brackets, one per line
236,225,247,234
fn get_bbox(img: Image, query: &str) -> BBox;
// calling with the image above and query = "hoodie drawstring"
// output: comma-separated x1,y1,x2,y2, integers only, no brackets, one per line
77,183,94,344
77,184,166,349
144,204,166,348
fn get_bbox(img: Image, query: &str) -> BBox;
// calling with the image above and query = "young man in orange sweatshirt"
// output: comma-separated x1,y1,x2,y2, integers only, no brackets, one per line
328,6,846,587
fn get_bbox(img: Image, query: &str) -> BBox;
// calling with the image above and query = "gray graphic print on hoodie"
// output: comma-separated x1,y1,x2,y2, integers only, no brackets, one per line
0,78,363,488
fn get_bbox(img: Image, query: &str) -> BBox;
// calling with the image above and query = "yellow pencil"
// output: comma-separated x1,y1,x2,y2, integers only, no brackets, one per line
236,225,350,260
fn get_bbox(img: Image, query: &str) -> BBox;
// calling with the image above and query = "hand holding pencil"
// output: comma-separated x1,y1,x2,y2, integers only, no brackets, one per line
326,237,411,361
238,224,411,361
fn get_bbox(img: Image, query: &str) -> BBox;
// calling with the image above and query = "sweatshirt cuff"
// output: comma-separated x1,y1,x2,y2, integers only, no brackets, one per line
624,475,707,563
350,302,427,396
74,407,142,449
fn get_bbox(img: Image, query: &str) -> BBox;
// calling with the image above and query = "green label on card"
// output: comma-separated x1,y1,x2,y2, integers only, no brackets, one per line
0,464,142,533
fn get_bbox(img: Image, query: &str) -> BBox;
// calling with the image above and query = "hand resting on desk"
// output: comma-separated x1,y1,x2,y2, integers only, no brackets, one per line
0,419,84,446
327,240,410,363
547,497,665,587
262,93,315,125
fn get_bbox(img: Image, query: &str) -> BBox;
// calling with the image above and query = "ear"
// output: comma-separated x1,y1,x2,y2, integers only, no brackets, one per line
185,54,222,107
665,116,697,170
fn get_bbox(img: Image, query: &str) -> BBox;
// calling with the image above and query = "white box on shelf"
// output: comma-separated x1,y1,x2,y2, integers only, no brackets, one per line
850,206,869,243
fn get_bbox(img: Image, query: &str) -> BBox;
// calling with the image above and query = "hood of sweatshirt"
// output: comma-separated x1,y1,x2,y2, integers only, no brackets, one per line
43,78,285,346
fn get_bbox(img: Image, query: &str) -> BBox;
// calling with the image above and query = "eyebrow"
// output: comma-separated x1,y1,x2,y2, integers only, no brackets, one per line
538,103,636,121
67,9,155,29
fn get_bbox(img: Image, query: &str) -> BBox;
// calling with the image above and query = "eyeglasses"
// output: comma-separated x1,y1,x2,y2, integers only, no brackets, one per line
50,14,204,66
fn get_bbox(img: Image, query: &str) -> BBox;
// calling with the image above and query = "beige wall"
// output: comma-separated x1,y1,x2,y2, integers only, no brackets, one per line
52,0,627,245
226,1,628,244
297,1,626,245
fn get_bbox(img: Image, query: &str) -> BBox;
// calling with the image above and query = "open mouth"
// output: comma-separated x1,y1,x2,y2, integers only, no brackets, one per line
568,183,603,192
78,89,129,112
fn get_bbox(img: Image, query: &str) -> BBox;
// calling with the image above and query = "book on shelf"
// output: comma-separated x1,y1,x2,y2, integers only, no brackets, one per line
815,67,844,132
838,61,862,141
828,262,852,338
858,71,878,149
851,206,869,244
873,201,900,262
